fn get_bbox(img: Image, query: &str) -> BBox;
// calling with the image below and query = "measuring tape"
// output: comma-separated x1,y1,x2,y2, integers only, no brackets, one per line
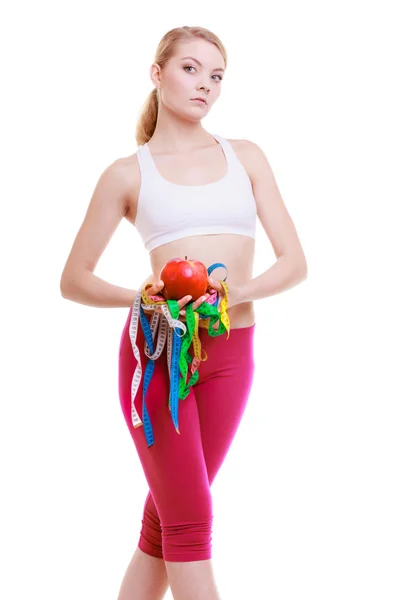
128,262,230,448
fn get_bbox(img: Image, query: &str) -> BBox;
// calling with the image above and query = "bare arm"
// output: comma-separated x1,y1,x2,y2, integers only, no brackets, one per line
239,140,308,303
60,158,138,308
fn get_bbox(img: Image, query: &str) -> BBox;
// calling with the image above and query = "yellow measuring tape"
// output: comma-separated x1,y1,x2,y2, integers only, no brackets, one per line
128,276,231,447
142,278,230,364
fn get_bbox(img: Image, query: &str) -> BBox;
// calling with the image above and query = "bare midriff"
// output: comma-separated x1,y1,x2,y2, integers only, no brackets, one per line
123,139,257,329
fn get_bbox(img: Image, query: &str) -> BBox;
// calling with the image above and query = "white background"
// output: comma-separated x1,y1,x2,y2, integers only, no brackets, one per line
1,1,399,599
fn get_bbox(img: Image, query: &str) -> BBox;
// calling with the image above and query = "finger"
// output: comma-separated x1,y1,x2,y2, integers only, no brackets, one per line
178,295,192,309
146,285,156,296
147,281,164,297
193,295,208,310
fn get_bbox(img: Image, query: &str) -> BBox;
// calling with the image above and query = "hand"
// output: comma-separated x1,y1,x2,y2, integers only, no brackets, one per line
179,276,243,326
177,291,211,321
204,276,244,331
143,280,209,320
207,276,243,311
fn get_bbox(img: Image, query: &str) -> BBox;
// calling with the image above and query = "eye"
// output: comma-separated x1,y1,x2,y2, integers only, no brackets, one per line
183,65,223,82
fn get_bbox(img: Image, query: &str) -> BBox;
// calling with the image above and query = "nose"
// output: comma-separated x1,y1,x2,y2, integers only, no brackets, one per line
198,83,210,94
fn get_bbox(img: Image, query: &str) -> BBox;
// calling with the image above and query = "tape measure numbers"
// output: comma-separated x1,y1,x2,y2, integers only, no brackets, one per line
128,263,230,447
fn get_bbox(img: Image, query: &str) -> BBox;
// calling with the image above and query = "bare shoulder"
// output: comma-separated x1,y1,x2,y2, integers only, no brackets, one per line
115,151,141,223
226,138,270,183
227,137,265,154
226,138,249,152
115,151,140,184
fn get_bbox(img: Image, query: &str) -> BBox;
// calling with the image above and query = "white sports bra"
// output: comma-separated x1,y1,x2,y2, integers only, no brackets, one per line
134,133,257,253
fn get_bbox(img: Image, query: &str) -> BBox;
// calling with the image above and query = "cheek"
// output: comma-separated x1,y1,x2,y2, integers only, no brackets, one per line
164,79,194,112
169,72,190,94
212,87,221,101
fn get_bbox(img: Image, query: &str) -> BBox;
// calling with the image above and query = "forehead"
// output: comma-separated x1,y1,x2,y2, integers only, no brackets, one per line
172,39,225,70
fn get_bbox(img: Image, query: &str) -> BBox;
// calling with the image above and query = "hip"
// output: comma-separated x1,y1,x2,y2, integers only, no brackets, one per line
226,301,255,329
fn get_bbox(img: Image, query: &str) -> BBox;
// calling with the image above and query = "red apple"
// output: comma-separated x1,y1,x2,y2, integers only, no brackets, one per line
160,256,209,301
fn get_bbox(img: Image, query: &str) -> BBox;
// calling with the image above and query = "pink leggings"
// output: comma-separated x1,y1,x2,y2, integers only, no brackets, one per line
118,307,256,562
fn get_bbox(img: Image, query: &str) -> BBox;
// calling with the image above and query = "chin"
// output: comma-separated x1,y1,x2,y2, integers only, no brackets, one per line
181,110,208,122
189,103,211,115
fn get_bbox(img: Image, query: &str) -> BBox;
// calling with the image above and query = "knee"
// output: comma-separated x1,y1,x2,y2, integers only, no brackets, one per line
161,517,214,562
139,498,163,559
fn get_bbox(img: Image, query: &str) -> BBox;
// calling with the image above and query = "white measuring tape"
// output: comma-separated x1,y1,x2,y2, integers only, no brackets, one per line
128,262,230,448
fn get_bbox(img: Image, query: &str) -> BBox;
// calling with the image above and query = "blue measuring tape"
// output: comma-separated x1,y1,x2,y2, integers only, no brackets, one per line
128,262,229,448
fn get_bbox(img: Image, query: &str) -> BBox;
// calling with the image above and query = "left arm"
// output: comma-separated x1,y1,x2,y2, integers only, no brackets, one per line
238,140,308,304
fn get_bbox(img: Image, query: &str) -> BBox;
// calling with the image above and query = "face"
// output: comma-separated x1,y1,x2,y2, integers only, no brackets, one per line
150,39,225,119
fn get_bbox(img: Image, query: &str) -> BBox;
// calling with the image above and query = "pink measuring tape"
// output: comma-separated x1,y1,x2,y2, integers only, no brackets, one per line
128,262,230,447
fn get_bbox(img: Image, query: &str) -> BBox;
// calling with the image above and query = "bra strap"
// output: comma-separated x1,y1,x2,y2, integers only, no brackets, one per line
211,133,237,166
136,143,158,176
138,134,236,176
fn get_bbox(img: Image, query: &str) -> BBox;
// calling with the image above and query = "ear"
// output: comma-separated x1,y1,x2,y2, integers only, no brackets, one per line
149,63,162,89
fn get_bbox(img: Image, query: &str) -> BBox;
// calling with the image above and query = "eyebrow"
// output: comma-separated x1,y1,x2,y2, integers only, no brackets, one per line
180,56,225,73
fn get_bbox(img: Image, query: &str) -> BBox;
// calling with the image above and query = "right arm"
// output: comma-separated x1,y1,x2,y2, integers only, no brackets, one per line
60,158,139,308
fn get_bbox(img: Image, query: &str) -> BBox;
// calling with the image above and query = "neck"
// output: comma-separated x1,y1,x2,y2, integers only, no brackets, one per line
149,108,213,153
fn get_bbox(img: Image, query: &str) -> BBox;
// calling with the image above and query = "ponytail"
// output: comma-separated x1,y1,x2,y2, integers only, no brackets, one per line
134,26,227,148
135,88,159,146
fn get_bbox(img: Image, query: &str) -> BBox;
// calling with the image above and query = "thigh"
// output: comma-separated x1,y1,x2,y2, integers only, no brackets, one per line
193,324,256,483
118,308,212,524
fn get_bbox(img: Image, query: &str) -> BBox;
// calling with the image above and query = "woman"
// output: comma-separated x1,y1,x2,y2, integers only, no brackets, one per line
60,25,307,600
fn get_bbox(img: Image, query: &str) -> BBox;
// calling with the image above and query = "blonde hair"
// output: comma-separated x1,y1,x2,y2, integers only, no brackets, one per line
135,26,227,147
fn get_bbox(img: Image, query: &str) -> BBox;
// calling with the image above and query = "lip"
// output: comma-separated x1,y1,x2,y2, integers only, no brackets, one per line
191,98,207,105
